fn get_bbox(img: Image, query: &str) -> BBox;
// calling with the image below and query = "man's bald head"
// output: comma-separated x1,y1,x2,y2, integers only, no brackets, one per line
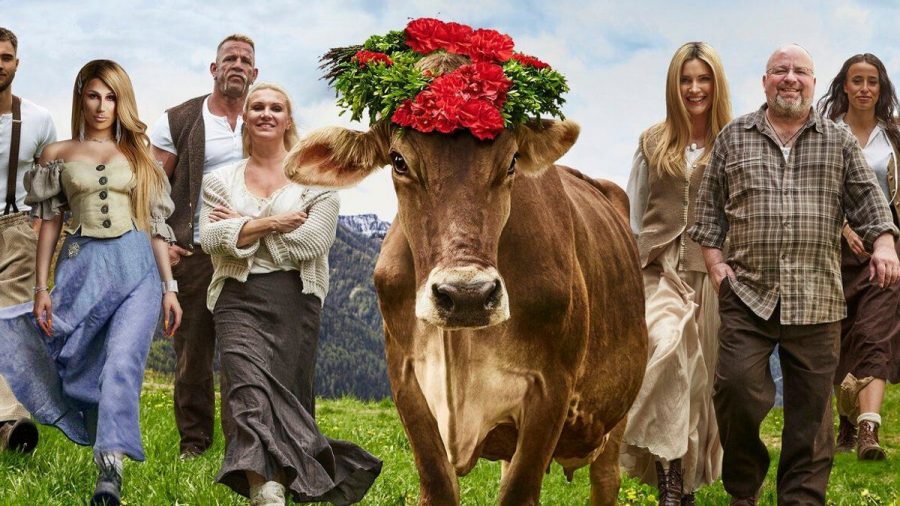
766,44,815,74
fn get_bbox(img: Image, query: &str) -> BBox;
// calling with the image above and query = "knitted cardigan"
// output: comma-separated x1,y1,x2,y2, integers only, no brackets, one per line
199,160,339,310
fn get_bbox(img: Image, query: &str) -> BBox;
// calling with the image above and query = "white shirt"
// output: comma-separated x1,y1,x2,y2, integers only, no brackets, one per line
227,161,306,274
836,116,895,202
0,97,57,212
149,96,244,244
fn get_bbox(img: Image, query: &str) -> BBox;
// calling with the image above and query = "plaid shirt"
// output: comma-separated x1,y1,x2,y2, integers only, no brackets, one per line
689,105,899,324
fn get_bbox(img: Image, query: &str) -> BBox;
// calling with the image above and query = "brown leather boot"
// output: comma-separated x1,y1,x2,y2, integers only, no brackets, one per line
835,415,857,453
857,420,886,460
661,459,683,506
655,461,669,505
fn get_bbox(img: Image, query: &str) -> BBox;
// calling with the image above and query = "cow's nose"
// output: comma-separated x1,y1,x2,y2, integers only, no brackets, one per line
433,279,502,314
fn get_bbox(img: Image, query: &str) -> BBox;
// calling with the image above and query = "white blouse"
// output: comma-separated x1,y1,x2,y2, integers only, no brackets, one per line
221,160,307,274
837,116,896,202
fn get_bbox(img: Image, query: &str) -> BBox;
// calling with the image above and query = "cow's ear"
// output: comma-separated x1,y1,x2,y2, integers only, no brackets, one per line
514,120,580,175
284,122,392,188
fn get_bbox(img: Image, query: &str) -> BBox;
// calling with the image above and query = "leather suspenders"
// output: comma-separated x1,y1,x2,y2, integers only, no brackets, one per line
4,95,22,215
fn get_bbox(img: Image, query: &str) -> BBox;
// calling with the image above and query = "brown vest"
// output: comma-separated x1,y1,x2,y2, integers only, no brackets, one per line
164,95,208,249
636,128,708,272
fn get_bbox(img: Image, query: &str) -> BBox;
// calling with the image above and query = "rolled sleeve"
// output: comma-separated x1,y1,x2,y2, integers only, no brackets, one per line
688,136,729,249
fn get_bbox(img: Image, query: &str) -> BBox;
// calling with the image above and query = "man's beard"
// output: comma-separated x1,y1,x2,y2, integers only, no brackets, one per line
0,72,14,93
769,93,810,120
217,75,249,99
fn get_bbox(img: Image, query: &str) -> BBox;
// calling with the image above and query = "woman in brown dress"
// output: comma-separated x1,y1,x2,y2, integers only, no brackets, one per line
818,53,900,460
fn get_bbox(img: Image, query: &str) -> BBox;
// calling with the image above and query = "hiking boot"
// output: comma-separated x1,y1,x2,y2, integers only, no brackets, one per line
681,493,695,505
835,415,857,453
0,418,39,453
90,454,122,506
661,459,684,506
857,420,886,461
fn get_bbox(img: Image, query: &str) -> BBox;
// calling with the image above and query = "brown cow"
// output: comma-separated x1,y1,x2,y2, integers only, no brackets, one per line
284,70,647,506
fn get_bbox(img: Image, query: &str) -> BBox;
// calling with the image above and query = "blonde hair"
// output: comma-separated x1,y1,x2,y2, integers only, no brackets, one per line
649,42,732,177
242,82,299,156
72,60,165,231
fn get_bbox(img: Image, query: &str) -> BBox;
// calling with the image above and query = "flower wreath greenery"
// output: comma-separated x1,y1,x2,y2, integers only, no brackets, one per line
320,18,570,140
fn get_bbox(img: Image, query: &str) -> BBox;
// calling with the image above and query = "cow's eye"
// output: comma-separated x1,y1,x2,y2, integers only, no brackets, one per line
390,151,409,176
507,154,519,176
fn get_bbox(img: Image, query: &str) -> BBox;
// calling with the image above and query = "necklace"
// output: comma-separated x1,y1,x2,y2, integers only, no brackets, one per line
83,136,114,143
765,114,803,147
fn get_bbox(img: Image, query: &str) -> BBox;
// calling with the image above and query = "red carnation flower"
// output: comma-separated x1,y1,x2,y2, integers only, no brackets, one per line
405,18,447,55
458,99,505,140
428,73,467,97
511,53,550,69
456,63,511,107
354,50,393,67
434,22,474,55
466,28,514,63
391,101,415,127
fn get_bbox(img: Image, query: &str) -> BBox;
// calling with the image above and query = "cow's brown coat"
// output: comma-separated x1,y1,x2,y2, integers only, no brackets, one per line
286,116,647,505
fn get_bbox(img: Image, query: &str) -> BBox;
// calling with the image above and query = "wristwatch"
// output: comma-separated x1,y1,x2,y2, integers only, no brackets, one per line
161,280,179,293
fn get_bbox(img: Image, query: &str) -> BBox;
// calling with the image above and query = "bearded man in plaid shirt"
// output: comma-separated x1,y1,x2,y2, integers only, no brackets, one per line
689,44,900,505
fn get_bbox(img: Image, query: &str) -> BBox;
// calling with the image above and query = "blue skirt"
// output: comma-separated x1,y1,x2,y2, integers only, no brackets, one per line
0,229,160,461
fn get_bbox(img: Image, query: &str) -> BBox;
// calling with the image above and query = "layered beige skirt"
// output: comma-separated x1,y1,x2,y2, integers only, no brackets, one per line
620,241,722,492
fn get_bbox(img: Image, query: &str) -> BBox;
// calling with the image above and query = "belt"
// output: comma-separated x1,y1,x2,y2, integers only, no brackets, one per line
0,211,31,228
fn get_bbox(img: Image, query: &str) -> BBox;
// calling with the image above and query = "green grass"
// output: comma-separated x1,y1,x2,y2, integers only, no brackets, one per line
1,373,899,505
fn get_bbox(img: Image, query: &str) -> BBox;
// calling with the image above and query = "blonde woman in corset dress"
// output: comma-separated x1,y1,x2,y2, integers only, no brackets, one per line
0,60,181,506
621,42,732,506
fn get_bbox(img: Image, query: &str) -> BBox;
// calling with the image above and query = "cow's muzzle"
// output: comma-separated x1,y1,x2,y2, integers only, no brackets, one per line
416,266,510,328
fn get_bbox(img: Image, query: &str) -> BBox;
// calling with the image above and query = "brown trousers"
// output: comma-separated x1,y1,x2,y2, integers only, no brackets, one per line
0,212,35,422
172,250,232,453
714,279,838,505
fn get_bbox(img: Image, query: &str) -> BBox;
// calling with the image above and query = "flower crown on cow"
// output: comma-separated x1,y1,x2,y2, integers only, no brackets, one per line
320,18,570,140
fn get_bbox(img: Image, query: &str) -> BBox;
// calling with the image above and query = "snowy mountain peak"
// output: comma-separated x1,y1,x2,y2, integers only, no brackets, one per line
338,214,391,240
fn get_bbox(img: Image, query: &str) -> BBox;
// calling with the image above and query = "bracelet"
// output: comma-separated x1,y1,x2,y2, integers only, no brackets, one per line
161,280,179,294
33,286,48,294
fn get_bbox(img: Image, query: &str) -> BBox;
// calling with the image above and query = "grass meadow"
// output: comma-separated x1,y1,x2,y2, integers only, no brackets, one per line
1,373,898,505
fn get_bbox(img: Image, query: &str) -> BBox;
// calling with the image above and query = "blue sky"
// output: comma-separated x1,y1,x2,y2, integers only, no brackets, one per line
5,0,900,219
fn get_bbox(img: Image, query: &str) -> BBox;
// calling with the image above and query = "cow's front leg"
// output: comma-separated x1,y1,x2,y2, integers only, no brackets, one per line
497,383,569,506
388,349,459,505
589,417,625,506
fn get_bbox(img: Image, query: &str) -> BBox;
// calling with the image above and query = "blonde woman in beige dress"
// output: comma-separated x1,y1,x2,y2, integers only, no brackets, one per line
622,42,732,506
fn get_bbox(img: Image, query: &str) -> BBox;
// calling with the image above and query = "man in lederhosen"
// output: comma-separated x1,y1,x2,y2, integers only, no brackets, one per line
0,26,57,453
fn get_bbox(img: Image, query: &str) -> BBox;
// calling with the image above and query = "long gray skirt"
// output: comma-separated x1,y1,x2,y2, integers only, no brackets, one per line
214,271,381,504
